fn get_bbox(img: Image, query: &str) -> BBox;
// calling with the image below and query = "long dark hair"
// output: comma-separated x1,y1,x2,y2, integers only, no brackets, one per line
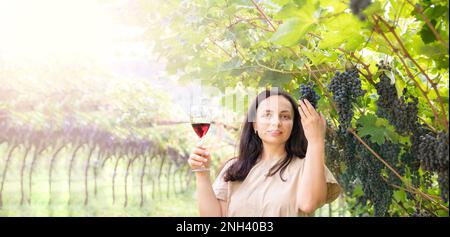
224,89,308,182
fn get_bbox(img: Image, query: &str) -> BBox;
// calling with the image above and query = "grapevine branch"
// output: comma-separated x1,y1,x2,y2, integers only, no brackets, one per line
255,60,334,75
208,37,233,58
348,128,448,211
374,15,448,130
250,0,277,32
373,20,442,130
226,17,265,29
383,175,442,201
406,0,448,49
418,116,437,133
84,147,96,206
248,21,275,32
233,40,247,62
381,175,439,217
28,144,46,205
20,146,31,205
303,63,338,113
337,48,376,86
228,16,275,32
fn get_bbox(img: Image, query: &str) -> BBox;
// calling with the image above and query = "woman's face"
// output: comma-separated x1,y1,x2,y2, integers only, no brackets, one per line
253,95,294,146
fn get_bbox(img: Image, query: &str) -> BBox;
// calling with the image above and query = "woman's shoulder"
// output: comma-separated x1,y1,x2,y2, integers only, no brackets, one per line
216,157,238,177
224,157,238,167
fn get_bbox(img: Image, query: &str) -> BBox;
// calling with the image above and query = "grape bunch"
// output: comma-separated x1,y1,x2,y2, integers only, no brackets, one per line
437,132,449,168
408,124,431,189
417,132,449,172
375,61,419,135
350,0,372,20
299,82,320,109
415,130,449,201
325,129,342,176
378,141,401,187
437,169,449,202
334,131,360,195
355,137,393,216
328,69,366,134
436,132,449,202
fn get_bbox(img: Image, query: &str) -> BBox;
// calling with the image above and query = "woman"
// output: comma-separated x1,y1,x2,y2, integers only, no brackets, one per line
188,89,341,217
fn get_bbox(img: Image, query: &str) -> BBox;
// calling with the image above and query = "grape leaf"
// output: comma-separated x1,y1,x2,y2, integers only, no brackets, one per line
271,0,318,46
259,71,292,88
270,17,313,46
356,114,401,145
393,190,407,203
420,20,438,44
353,184,364,198
275,3,302,20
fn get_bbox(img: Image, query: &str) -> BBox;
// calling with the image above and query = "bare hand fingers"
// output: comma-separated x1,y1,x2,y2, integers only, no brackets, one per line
303,99,318,116
193,147,210,158
188,159,205,168
188,154,208,168
300,99,312,117
298,100,308,119
190,154,208,163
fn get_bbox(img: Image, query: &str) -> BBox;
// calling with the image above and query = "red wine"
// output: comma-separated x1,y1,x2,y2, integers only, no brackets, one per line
191,123,210,138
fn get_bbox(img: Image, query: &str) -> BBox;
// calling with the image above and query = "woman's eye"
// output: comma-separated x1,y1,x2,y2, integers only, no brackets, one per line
281,115,290,120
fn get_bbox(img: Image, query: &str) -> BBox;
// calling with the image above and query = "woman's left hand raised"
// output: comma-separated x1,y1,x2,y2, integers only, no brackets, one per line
298,99,327,143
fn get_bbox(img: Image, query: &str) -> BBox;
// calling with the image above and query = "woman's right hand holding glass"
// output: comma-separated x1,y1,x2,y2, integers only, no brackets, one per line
188,143,211,172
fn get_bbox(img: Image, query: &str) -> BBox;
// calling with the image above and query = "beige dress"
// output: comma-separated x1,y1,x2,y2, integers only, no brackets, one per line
212,157,341,217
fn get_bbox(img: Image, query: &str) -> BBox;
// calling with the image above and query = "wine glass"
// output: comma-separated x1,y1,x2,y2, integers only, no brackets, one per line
190,101,211,172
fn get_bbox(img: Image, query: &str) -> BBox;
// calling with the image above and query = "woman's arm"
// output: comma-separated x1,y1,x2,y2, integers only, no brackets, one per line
195,171,224,216
298,141,327,214
188,144,225,217
297,99,328,214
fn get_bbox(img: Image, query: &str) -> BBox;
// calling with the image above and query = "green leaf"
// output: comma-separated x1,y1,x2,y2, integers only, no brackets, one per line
353,184,364,198
275,3,302,20
319,13,364,50
217,56,242,72
362,1,382,16
259,71,292,88
419,41,447,58
393,190,407,203
293,58,305,69
293,0,307,7
423,5,448,20
420,20,438,44
356,114,401,145
320,0,347,12
229,0,254,7
270,17,313,46
224,4,237,16
303,50,327,65
394,71,405,99
271,0,319,46
271,0,293,6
